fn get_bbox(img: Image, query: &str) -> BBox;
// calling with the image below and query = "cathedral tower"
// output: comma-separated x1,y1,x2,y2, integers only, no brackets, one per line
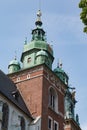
8,10,81,130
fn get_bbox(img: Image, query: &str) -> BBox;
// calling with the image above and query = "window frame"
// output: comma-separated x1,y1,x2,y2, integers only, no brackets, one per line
54,120,59,130
20,116,25,130
48,87,58,113
2,103,9,130
48,116,53,130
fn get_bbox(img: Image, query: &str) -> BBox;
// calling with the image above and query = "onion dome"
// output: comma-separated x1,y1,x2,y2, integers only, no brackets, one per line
36,50,48,57
8,58,21,74
54,59,69,85
36,50,49,66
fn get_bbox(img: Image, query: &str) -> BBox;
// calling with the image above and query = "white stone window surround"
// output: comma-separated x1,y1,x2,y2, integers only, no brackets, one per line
48,116,53,130
48,86,58,113
54,120,59,130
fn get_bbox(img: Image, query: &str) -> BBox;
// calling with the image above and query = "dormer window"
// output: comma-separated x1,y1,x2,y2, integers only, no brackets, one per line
12,90,19,101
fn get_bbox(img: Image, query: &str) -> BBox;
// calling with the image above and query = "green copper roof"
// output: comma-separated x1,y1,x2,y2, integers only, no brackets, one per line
21,10,54,70
54,61,69,84
22,40,53,55
54,67,68,78
8,58,21,74
36,50,48,57
9,58,20,66
54,67,64,73
8,10,54,73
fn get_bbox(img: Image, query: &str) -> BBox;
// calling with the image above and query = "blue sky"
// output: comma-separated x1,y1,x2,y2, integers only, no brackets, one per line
0,0,87,129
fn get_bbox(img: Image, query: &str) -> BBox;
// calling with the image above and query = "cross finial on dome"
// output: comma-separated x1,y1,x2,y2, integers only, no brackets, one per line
57,59,63,69
35,10,42,26
37,10,42,17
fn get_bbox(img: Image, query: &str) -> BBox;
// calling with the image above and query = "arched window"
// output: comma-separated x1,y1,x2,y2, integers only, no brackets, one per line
20,117,25,130
49,87,58,113
2,103,9,130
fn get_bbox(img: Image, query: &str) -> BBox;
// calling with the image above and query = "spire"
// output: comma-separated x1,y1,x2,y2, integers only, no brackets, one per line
21,9,54,70
35,10,42,27
32,10,45,41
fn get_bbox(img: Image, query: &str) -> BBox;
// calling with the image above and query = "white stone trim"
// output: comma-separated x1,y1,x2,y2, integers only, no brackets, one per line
54,120,59,130
48,116,53,130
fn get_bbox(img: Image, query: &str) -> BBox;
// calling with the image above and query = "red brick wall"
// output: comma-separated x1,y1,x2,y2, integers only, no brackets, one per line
41,75,65,130
8,65,66,130
16,71,43,117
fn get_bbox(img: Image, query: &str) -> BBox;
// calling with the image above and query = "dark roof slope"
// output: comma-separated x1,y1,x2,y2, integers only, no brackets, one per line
0,70,32,119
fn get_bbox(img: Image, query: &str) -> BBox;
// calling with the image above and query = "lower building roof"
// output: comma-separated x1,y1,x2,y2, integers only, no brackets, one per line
0,70,33,119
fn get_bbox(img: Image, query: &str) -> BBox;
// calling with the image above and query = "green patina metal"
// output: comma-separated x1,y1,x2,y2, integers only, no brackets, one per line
64,87,79,125
22,40,53,55
35,50,52,68
8,10,54,73
21,10,54,69
54,61,69,85
64,88,75,119
8,58,21,74
36,49,48,57
54,60,80,125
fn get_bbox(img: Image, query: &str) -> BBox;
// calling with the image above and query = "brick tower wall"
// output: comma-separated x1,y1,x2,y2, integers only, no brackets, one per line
8,65,67,130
